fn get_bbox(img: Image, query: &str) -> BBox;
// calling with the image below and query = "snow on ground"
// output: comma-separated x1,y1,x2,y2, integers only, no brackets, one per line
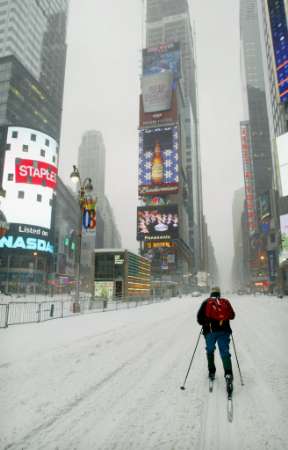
0,294,288,450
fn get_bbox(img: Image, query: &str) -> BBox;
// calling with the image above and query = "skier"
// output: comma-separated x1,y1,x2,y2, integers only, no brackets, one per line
197,286,235,395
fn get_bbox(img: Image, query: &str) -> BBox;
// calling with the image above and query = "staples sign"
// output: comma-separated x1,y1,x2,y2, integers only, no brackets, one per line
15,159,57,189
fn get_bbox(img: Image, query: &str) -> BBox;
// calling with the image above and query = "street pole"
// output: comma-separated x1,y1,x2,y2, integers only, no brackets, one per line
75,197,83,307
70,166,93,311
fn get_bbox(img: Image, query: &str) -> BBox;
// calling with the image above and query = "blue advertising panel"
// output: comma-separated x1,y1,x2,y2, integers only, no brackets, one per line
142,42,181,80
268,0,288,103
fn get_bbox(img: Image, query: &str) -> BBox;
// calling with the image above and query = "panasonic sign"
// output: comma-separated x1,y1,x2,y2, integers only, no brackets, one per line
0,235,54,253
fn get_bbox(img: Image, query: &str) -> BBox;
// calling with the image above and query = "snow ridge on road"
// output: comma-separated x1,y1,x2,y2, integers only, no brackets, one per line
1,295,288,449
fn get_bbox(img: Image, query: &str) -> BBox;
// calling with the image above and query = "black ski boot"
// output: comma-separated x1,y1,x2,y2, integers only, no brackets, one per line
207,353,216,380
225,374,233,396
209,371,215,381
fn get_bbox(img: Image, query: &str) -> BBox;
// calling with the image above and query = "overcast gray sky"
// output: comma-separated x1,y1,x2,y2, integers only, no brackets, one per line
59,0,244,287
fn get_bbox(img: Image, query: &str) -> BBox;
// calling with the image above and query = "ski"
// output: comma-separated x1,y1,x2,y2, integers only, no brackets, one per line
227,396,233,422
209,379,214,392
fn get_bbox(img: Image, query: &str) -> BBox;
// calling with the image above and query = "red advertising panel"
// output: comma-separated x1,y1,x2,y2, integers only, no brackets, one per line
15,159,57,189
240,122,257,235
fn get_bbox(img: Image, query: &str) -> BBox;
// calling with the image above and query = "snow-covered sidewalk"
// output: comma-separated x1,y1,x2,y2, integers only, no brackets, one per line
0,295,288,450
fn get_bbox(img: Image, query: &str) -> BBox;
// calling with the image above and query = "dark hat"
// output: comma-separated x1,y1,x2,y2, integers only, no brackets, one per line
210,286,221,296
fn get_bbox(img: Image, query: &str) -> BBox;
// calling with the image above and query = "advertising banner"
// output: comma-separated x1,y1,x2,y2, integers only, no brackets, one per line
138,126,179,195
143,42,181,80
82,197,97,233
0,126,58,252
276,132,288,197
15,159,57,189
267,0,288,103
0,223,53,253
267,250,277,282
94,281,114,299
240,122,257,235
139,91,177,127
279,213,288,263
141,71,173,113
137,204,179,241
257,191,271,222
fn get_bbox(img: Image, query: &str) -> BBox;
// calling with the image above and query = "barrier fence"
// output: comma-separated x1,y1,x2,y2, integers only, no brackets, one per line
0,296,170,329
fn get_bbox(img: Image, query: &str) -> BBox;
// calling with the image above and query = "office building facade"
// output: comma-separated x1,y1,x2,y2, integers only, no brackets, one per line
140,0,206,285
0,0,69,293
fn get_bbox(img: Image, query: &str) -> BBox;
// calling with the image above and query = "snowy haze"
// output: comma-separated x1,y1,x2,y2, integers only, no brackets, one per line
59,0,244,286
1,294,287,448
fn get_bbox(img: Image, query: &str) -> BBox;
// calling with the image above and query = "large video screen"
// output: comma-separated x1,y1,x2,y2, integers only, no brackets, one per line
268,0,288,103
141,71,173,113
276,132,288,197
143,42,181,80
0,126,58,253
138,126,179,195
280,214,288,251
137,205,179,241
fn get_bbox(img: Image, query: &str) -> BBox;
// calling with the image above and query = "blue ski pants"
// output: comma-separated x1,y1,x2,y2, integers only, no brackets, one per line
205,330,231,359
205,330,233,375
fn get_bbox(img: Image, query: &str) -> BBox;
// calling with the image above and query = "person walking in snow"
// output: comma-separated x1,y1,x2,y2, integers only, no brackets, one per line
197,286,235,394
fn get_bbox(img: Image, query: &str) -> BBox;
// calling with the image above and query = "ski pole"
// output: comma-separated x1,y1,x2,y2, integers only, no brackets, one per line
180,328,203,390
231,334,244,386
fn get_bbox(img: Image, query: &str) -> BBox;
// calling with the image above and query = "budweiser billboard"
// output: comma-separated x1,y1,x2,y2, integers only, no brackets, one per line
141,71,173,113
240,122,257,235
138,126,179,196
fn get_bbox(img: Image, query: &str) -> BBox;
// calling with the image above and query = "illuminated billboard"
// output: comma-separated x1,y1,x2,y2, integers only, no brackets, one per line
143,42,181,80
94,281,114,299
240,122,257,235
141,71,173,113
276,132,288,197
138,126,179,195
137,205,179,241
139,91,177,128
280,214,288,263
257,191,271,222
267,0,288,103
0,126,58,253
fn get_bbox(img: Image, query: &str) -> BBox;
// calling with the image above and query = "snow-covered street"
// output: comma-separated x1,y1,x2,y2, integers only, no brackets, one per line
0,294,288,450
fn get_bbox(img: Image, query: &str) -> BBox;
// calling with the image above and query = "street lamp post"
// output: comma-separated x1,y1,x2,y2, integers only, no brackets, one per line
70,165,93,309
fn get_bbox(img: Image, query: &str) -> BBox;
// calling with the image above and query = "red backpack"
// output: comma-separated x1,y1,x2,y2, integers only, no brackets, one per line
205,297,234,322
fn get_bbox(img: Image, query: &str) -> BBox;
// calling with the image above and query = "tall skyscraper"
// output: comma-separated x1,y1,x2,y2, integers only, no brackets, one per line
240,0,274,195
145,0,205,273
77,130,121,251
77,130,105,198
0,0,69,294
0,0,68,141
257,0,288,295
239,0,280,291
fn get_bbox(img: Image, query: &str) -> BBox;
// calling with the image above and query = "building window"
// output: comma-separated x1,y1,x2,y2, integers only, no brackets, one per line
23,144,28,152
52,155,56,163
7,173,13,181
12,131,18,138
37,194,42,202
18,191,24,199
45,138,49,147
31,133,36,141
6,143,10,150
40,149,45,157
